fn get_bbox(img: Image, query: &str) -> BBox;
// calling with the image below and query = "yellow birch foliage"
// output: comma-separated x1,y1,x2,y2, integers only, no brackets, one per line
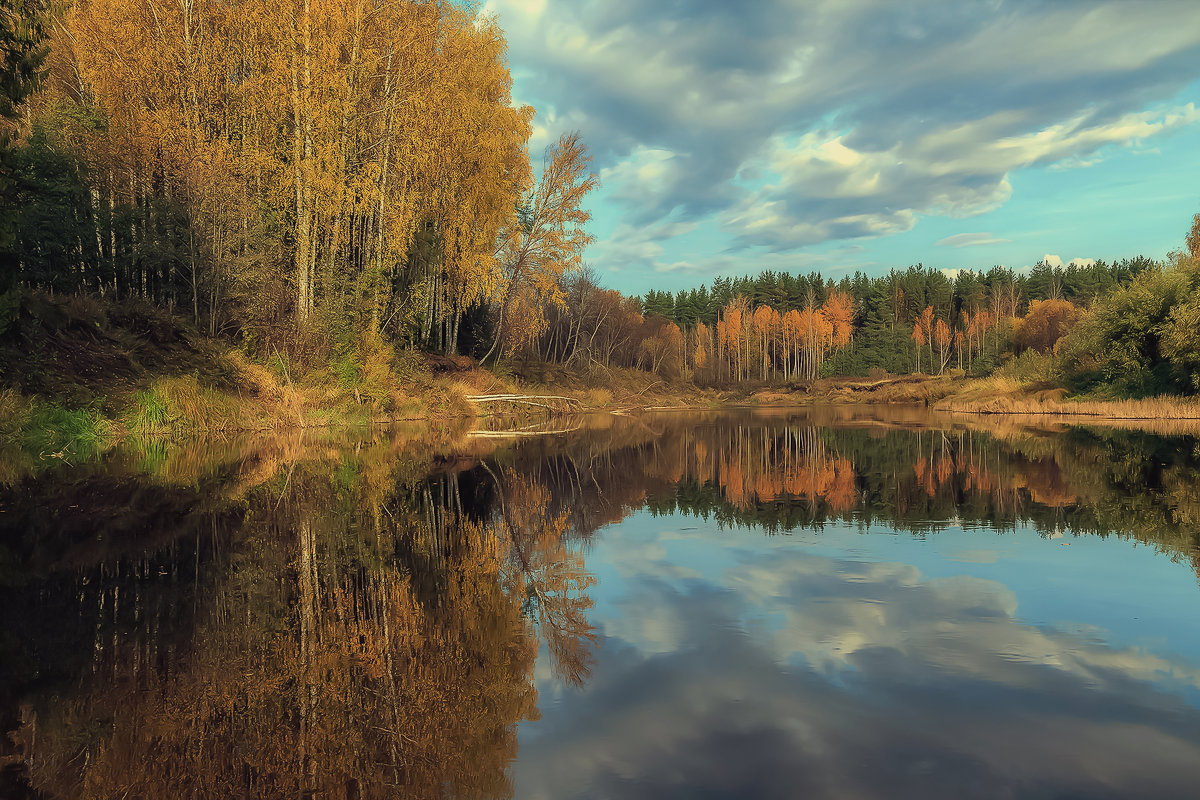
62,0,534,346
491,132,599,356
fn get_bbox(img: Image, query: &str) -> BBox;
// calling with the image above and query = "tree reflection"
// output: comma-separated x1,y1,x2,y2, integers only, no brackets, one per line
4,409,1200,797
493,474,597,687
1,440,594,798
471,409,1200,568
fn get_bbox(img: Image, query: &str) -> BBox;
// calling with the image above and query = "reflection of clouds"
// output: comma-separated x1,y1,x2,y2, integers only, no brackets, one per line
725,551,1200,693
516,547,1200,799
603,593,684,655
599,527,704,582
604,579,736,656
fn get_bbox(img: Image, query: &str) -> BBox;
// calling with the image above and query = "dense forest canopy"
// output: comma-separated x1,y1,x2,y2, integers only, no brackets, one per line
1,0,594,360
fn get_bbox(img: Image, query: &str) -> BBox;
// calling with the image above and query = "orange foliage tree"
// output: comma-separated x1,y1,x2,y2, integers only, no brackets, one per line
911,306,935,373
61,0,540,354
822,290,855,348
1016,298,1081,352
795,306,832,381
934,317,952,374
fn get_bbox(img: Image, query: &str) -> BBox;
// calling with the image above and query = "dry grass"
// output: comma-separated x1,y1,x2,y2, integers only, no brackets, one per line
935,375,1200,434
944,394,1200,418
939,376,1200,420
744,373,961,406
446,366,519,397
126,376,245,434
0,388,30,434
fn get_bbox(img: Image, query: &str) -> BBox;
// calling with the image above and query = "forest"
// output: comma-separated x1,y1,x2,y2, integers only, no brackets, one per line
528,241,1200,399
631,257,1171,386
4,0,1200,410
1,0,596,363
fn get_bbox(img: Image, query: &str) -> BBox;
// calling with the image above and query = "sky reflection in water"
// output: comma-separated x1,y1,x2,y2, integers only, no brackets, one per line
3,409,1200,799
517,513,1200,799
511,412,1200,800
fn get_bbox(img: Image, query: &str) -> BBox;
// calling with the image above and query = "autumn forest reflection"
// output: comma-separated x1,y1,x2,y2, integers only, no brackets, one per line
3,409,1200,798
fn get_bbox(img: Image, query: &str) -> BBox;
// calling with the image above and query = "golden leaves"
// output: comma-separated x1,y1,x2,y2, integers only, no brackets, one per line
62,0,537,339
491,132,599,356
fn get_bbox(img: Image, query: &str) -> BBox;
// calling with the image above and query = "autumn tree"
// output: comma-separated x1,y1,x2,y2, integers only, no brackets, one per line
718,296,751,381
1017,298,1080,353
822,290,855,348
39,0,534,356
796,306,832,381
485,131,598,361
782,308,801,380
933,317,952,374
692,321,711,374
911,306,934,373
1186,212,1200,261
639,317,684,376
752,305,776,379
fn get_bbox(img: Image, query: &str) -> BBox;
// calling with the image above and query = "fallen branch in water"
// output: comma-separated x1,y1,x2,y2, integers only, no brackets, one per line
464,394,585,413
465,394,583,404
467,426,582,438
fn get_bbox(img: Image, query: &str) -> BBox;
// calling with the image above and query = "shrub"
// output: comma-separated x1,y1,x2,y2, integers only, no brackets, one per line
1058,259,1198,397
1014,299,1080,352
995,350,1061,385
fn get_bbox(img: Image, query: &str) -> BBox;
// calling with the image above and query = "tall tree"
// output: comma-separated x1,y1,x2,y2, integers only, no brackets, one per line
0,0,47,287
485,131,598,362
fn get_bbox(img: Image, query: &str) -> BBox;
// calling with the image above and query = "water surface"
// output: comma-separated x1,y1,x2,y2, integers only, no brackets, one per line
2,408,1199,799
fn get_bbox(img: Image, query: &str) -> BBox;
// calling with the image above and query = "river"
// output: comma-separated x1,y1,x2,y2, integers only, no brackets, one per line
2,407,1199,799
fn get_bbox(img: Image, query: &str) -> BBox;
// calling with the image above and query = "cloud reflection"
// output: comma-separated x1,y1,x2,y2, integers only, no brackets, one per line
516,537,1200,799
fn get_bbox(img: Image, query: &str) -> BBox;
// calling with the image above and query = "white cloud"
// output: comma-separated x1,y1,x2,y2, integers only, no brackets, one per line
935,233,1011,248
719,103,1196,251
488,0,1200,275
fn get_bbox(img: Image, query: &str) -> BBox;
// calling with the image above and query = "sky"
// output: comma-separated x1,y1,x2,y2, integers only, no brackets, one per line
484,0,1200,295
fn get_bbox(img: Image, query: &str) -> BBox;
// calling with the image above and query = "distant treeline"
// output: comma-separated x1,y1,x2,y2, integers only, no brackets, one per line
641,259,1153,329
635,259,1156,379
631,244,1200,396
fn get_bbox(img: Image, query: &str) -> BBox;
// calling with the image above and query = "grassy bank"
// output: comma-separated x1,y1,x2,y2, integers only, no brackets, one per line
6,291,1200,470
748,371,1200,423
936,375,1200,419
0,291,723,466
761,370,1200,428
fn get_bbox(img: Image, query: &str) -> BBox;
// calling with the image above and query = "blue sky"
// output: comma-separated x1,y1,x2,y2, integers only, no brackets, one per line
485,0,1200,295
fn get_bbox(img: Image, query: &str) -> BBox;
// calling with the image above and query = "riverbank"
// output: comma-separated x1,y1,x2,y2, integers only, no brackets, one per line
0,291,724,468
746,371,1200,424
6,291,1200,470
935,375,1200,419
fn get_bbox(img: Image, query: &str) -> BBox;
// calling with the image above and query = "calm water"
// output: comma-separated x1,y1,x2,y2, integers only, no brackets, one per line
2,408,1200,799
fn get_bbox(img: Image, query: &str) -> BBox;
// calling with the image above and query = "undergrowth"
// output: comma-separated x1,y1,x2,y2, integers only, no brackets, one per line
994,350,1062,385
0,389,117,473
124,376,243,434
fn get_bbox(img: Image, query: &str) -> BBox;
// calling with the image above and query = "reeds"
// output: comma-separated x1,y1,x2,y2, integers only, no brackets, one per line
939,390,1200,425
